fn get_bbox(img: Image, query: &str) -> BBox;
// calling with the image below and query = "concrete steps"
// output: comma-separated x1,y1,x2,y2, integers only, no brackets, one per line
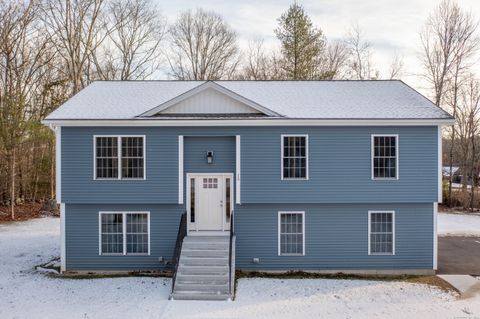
170,236,233,301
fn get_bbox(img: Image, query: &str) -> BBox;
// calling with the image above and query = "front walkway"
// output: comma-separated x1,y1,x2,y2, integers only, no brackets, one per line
1,217,480,319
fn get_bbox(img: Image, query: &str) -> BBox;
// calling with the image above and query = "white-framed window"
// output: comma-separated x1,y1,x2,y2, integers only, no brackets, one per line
278,211,305,256
371,134,398,180
94,135,146,180
368,211,395,255
281,135,308,180
99,211,150,255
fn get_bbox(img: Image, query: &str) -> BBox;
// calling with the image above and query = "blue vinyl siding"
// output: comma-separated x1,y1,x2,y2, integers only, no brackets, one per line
234,203,434,270
65,204,183,271
65,203,433,271
61,126,438,204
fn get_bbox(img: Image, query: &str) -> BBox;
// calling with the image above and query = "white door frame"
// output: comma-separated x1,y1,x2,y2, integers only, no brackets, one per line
186,172,234,234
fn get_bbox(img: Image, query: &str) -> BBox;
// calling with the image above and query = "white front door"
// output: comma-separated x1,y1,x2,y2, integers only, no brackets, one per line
187,174,233,232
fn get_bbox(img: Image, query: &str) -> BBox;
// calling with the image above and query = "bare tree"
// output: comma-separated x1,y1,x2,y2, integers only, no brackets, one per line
345,23,378,80
42,0,108,93
420,0,479,206
0,0,51,218
93,0,166,80
168,8,239,80
454,76,480,209
388,53,404,79
320,39,350,79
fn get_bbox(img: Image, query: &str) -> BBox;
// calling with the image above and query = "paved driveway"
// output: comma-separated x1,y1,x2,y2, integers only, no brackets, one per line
438,236,480,275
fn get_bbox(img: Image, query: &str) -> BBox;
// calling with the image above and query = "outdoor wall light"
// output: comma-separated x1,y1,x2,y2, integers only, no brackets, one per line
206,151,214,164
252,257,260,264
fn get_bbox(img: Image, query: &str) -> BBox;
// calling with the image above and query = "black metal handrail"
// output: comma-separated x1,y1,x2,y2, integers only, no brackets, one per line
228,210,235,295
171,212,187,294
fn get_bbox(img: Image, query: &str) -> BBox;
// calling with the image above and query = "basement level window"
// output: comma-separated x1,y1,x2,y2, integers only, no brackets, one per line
99,212,150,255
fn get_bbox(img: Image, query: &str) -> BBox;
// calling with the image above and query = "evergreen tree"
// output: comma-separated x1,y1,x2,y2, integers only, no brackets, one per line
274,3,326,79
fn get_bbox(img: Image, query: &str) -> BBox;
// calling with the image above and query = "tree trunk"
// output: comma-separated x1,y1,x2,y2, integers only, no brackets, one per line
10,148,15,220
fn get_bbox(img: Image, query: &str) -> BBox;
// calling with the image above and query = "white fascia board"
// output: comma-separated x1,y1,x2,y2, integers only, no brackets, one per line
42,118,456,127
139,81,281,117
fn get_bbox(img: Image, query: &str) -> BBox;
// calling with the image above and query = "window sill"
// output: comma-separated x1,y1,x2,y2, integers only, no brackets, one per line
279,253,305,256
94,178,146,181
281,178,309,181
371,178,398,181
369,253,394,256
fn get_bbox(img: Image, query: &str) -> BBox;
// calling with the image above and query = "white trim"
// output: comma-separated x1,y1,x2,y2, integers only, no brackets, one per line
140,81,280,117
368,210,395,256
98,211,151,256
278,211,306,256
55,127,62,203
236,135,241,204
433,202,438,270
438,126,443,203
60,203,66,272
281,134,309,180
42,118,456,127
178,135,184,204
93,135,146,180
371,134,399,180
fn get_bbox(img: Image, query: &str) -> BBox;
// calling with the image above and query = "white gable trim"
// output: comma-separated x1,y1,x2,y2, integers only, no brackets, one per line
139,81,281,117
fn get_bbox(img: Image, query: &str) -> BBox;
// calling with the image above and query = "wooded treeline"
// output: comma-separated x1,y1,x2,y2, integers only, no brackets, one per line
0,0,479,219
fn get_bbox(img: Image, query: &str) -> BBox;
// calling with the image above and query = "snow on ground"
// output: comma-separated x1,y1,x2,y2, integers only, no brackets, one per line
439,212,480,236
1,217,480,319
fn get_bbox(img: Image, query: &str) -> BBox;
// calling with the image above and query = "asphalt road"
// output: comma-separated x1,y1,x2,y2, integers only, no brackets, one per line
438,236,480,275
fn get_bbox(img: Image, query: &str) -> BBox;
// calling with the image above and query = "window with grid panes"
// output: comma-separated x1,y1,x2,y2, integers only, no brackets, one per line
100,213,123,254
126,213,148,254
282,135,307,179
279,212,304,255
372,135,397,179
100,212,149,255
369,212,394,255
121,137,144,179
95,136,144,179
95,137,119,179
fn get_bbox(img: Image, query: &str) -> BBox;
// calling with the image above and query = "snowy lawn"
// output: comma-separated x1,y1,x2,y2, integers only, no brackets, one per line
2,217,480,319
439,212,480,236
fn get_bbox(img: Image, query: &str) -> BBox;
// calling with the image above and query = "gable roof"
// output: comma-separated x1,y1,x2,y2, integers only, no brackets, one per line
140,81,280,117
44,80,454,124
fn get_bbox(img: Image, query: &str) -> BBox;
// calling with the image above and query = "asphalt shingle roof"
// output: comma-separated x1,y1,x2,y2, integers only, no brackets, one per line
45,80,453,121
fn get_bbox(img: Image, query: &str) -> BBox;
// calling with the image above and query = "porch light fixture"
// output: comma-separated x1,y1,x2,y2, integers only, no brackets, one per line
206,151,214,164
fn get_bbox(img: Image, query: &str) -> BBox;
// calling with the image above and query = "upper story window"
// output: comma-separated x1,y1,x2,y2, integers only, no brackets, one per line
281,135,308,180
372,135,398,180
95,136,145,180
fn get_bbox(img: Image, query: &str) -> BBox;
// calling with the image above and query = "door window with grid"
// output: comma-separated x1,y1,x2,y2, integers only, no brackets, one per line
279,212,304,256
372,135,398,179
369,211,394,255
100,212,149,255
95,136,145,179
282,135,308,179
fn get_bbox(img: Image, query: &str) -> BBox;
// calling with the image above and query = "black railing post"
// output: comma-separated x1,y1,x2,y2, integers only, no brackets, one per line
228,210,235,295
171,212,187,294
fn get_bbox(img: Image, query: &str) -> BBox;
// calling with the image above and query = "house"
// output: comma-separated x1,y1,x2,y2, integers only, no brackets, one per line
43,80,454,300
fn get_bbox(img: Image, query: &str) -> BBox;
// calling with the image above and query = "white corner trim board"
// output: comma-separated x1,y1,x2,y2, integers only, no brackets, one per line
438,126,443,203
60,203,66,273
236,135,241,204
433,202,438,270
55,126,62,203
178,135,184,204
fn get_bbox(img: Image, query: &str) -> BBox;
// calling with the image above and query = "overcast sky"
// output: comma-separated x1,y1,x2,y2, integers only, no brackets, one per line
157,0,480,95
